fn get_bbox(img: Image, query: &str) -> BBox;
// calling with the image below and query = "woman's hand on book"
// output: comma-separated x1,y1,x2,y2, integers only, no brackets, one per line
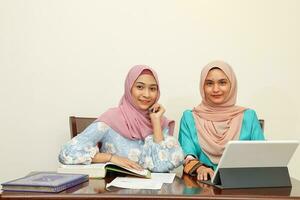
110,155,143,171
196,165,214,181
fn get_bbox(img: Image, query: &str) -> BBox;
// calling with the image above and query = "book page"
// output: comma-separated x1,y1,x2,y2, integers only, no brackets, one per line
59,163,106,169
105,163,151,178
57,163,106,178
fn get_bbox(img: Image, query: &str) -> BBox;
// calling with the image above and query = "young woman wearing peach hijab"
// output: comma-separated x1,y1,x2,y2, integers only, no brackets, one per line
178,60,265,181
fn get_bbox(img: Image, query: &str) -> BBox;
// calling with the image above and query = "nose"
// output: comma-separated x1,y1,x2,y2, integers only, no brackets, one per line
143,88,150,98
212,84,219,92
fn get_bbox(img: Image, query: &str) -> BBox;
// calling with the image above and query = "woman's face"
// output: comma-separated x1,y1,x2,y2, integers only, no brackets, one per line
131,74,158,110
204,68,231,105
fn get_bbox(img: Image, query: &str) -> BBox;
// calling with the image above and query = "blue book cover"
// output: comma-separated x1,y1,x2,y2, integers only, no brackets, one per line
1,172,89,193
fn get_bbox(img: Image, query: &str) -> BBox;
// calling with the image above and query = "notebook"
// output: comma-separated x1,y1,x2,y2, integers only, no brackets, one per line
1,172,89,193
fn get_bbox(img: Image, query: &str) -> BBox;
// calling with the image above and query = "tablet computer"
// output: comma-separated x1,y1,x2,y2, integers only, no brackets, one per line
208,140,299,188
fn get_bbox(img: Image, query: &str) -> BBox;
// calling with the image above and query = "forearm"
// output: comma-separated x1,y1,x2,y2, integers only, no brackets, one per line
140,134,184,172
59,122,108,165
151,118,164,143
91,152,112,163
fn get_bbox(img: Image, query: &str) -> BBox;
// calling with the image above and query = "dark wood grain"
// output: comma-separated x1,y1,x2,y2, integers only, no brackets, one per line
1,174,300,200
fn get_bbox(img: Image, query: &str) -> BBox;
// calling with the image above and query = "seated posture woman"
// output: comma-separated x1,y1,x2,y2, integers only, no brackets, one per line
178,60,265,180
59,65,184,172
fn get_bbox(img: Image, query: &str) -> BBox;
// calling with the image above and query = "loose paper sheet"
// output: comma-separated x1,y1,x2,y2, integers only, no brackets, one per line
106,173,176,190
151,173,176,183
106,177,163,190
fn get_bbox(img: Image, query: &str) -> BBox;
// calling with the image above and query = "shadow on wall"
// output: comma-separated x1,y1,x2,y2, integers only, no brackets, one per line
250,86,299,140
165,96,200,137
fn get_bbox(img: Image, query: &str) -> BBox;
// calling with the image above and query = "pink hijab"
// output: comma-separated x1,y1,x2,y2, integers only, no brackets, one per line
96,65,174,140
192,60,246,164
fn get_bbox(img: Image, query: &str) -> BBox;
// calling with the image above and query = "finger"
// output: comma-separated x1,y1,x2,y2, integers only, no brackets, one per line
157,106,165,114
200,173,204,181
158,104,164,111
149,103,158,109
197,173,201,180
148,105,155,112
197,173,203,181
153,104,160,113
124,162,134,169
131,164,142,170
129,162,142,170
203,172,208,181
209,171,214,180
153,103,160,108
125,160,141,170
134,163,143,170
117,159,131,168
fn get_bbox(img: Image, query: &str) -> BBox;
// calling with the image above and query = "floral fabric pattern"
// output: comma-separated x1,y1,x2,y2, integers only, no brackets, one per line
59,122,184,172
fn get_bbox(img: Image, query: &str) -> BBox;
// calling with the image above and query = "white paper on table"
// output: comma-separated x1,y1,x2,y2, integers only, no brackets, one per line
106,177,163,190
150,173,176,183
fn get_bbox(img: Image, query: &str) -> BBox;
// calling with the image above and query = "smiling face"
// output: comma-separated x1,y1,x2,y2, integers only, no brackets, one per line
131,74,158,110
204,68,231,105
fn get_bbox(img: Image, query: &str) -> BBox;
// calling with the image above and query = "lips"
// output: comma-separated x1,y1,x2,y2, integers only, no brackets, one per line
211,95,222,98
139,100,151,104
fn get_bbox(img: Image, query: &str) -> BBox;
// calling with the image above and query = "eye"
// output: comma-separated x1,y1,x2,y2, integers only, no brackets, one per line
219,80,228,85
150,87,157,92
205,81,213,86
136,85,144,90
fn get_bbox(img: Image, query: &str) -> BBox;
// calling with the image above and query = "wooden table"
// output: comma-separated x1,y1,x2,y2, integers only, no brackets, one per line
1,174,300,199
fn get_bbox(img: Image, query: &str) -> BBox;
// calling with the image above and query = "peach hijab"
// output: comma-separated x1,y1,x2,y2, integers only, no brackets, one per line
192,60,246,164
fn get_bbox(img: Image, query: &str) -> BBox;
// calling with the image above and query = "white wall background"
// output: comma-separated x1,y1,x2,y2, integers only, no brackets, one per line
1,0,300,184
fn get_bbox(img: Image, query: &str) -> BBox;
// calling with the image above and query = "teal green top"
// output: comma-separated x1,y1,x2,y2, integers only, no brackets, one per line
178,109,265,170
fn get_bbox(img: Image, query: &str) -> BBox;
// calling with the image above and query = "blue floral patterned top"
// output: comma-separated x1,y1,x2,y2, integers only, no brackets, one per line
59,122,184,172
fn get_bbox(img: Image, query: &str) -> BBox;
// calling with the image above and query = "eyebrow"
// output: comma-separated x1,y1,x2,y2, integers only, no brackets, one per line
135,82,158,86
205,78,228,82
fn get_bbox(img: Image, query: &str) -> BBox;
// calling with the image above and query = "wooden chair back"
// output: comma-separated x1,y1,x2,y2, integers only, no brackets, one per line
69,116,97,138
259,119,264,131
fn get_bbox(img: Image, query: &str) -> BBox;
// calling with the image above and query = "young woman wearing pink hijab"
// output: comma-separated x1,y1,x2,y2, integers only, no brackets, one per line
59,65,184,172
178,60,265,181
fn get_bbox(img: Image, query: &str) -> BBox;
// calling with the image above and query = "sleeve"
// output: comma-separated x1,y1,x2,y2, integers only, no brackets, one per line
250,110,265,140
183,159,203,176
178,111,198,158
58,122,109,165
139,128,184,172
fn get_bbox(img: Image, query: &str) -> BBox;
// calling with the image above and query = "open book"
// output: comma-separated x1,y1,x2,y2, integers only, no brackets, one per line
57,163,151,179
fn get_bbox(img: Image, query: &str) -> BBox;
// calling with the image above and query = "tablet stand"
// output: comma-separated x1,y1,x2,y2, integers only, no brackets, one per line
214,167,291,189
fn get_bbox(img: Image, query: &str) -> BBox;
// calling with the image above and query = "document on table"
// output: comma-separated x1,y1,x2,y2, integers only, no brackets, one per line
151,172,176,183
106,173,176,190
106,177,163,190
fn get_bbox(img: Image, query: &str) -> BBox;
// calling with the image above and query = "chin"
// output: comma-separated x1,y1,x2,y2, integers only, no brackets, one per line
210,99,225,105
214,101,225,105
138,104,151,111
